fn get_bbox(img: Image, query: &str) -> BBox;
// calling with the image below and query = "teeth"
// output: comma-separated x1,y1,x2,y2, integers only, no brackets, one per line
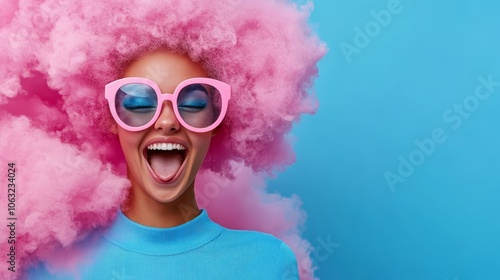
147,143,187,151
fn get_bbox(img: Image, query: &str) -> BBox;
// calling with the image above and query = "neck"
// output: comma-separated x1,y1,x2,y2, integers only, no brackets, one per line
122,183,200,228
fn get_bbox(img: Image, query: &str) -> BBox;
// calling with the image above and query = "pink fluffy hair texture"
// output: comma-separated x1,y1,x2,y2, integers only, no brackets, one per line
0,0,327,279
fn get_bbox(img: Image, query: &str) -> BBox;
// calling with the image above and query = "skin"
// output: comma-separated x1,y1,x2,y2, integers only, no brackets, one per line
112,51,215,228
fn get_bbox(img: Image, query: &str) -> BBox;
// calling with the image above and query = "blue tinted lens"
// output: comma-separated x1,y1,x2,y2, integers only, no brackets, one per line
178,84,209,112
115,83,158,127
177,83,222,129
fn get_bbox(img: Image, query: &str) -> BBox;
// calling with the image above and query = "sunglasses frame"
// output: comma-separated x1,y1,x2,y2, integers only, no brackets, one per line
105,77,231,133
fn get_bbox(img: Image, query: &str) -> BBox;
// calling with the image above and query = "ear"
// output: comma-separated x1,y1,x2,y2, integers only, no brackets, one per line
110,122,118,135
211,126,219,137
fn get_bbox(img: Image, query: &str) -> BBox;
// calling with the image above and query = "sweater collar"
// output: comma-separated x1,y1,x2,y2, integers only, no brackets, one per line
101,209,223,255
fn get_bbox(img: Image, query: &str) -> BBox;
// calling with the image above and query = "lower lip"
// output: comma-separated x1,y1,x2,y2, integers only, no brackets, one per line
144,152,188,186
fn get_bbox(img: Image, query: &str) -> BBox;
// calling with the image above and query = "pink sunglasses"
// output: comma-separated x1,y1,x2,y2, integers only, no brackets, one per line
105,77,231,133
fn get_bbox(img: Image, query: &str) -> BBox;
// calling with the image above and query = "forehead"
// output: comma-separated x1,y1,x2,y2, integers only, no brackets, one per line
122,51,208,92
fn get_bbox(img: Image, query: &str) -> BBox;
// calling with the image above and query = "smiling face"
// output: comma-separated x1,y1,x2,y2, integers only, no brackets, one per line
116,51,213,207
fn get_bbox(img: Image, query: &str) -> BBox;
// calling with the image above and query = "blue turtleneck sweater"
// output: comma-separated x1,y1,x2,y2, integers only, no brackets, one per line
27,210,299,279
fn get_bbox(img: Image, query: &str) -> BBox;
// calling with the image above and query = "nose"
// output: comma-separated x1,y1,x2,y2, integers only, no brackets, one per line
153,101,181,133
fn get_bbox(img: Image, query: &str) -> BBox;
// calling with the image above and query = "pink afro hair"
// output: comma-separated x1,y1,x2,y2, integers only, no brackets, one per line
0,0,326,279
0,0,326,175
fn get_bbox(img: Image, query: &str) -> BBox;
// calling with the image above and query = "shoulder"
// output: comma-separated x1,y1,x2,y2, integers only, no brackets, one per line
213,226,299,279
217,227,288,252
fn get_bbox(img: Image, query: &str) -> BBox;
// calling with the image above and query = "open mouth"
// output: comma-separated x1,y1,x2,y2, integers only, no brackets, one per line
143,143,188,183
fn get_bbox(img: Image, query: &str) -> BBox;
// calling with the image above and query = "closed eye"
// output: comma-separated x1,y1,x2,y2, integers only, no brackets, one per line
178,99,208,112
178,85,209,113
122,97,157,112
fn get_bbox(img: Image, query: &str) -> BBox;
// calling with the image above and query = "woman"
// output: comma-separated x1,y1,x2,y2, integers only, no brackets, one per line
28,50,299,279
0,0,326,279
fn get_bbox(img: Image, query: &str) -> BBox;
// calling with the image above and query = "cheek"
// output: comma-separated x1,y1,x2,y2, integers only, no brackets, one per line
117,128,143,156
190,132,212,157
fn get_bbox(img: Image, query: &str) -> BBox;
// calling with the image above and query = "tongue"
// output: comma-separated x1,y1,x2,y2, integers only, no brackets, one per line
149,151,184,181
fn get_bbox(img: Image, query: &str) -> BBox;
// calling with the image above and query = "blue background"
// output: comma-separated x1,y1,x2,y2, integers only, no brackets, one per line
269,1,500,279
